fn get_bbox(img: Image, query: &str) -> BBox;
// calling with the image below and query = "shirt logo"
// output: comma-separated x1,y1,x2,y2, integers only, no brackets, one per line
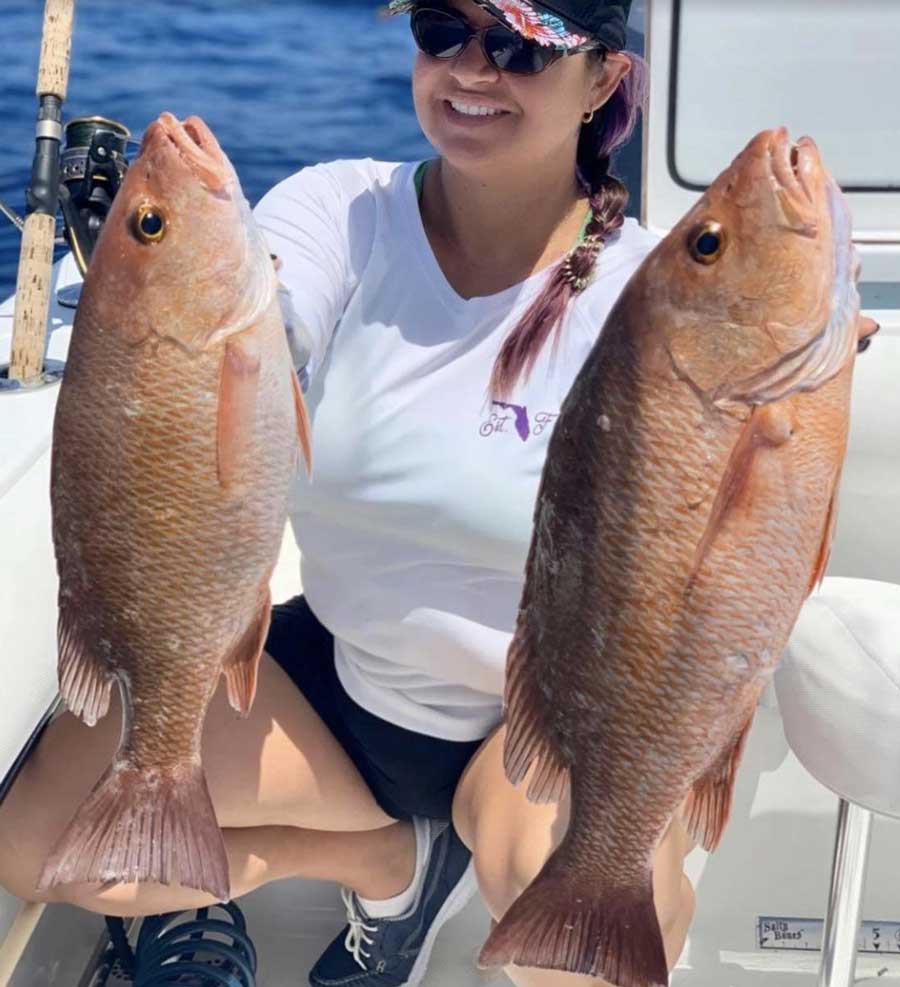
479,402,558,442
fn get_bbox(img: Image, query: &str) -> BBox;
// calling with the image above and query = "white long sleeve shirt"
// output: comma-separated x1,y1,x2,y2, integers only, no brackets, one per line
254,158,658,740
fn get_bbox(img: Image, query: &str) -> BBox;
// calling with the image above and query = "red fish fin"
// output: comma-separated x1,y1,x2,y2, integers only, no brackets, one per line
690,405,792,582
217,333,261,488
291,368,313,476
808,477,841,594
478,859,667,985
503,633,570,803
681,713,754,852
57,602,113,727
36,760,229,902
222,589,271,715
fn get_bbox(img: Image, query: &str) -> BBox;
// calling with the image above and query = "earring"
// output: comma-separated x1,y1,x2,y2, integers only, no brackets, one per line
582,109,595,125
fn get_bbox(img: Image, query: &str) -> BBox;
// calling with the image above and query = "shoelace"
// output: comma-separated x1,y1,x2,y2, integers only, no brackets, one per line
341,887,380,970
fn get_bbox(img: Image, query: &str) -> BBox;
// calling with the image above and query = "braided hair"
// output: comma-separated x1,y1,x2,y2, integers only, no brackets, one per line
488,51,647,400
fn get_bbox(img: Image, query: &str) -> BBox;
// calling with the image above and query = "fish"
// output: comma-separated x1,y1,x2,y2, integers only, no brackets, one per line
36,112,311,903
478,128,879,986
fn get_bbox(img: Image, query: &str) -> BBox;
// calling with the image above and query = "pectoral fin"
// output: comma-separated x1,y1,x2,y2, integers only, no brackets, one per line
689,404,793,582
217,333,260,488
291,368,313,476
808,472,841,594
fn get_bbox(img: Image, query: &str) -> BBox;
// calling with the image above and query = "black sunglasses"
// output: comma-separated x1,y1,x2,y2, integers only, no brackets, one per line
410,5,598,76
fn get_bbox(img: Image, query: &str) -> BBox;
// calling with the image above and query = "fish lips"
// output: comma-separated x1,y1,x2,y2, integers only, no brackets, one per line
140,112,236,193
772,130,823,235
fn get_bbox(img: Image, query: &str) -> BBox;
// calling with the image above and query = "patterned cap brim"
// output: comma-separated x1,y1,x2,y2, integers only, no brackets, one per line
386,0,592,49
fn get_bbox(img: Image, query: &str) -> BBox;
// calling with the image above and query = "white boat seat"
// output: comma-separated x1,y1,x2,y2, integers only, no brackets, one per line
775,576,900,819
775,575,900,987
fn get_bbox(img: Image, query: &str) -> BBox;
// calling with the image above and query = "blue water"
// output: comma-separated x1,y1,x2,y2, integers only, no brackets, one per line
0,0,643,298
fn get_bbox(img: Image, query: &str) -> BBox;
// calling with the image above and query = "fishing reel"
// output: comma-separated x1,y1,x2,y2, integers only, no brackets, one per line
0,114,133,310
57,116,132,275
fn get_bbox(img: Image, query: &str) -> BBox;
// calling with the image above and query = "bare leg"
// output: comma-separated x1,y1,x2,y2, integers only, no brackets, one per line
452,727,697,987
0,654,416,916
32,822,418,918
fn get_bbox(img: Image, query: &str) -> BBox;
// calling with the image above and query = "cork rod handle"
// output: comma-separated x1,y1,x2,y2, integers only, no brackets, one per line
8,0,75,384
37,0,75,100
8,214,58,382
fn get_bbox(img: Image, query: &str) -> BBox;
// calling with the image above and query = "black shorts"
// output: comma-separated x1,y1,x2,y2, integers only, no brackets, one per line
263,596,485,821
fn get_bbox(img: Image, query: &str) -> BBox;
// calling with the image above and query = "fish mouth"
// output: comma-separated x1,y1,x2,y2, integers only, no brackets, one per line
719,166,859,408
141,112,234,192
765,127,823,233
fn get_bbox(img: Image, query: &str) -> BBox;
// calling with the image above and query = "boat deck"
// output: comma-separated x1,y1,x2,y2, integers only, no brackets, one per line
9,858,900,986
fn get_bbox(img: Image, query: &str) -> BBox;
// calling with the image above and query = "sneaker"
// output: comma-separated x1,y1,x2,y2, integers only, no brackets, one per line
308,818,477,987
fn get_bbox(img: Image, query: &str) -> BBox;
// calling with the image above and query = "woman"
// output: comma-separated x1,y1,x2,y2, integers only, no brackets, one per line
0,0,697,984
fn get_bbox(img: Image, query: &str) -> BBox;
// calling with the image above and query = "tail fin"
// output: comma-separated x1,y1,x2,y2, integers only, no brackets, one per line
478,859,667,987
36,759,229,902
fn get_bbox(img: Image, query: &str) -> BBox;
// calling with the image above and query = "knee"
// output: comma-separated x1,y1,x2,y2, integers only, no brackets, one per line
451,726,562,921
0,840,142,916
660,874,695,971
659,872,695,935
471,843,516,922
0,803,48,905
0,846,52,907
651,814,695,935
0,823,81,909
0,795,95,911
468,806,558,922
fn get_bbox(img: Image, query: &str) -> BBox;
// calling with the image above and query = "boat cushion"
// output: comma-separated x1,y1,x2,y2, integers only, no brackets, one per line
775,576,900,818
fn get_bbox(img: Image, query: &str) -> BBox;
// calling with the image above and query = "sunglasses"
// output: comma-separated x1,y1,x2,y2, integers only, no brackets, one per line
410,5,599,76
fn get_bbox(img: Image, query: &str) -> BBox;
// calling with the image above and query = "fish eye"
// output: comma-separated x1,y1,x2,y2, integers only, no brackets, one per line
134,205,167,244
689,222,726,265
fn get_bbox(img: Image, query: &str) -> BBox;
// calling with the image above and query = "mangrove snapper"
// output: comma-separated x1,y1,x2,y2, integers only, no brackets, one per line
479,128,878,985
37,112,311,902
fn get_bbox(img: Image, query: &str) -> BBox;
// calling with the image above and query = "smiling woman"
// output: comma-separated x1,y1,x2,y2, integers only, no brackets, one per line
0,2,696,986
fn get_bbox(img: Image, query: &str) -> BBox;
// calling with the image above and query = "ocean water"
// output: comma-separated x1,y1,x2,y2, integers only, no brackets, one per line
0,0,644,298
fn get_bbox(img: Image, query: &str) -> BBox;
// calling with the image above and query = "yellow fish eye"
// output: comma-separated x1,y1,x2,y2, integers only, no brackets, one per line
134,205,167,244
689,222,726,265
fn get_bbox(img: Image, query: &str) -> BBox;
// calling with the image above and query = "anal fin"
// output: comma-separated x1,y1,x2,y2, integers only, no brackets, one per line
222,589,271,715
57,601,113,727
681,713,754,851
503,632,570,803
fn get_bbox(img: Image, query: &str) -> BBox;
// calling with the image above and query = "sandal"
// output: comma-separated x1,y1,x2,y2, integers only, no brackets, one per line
94,902,257,986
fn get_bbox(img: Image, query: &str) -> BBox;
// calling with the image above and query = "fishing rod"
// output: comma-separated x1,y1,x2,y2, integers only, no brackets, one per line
2,1,132,388
6,0,76,386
